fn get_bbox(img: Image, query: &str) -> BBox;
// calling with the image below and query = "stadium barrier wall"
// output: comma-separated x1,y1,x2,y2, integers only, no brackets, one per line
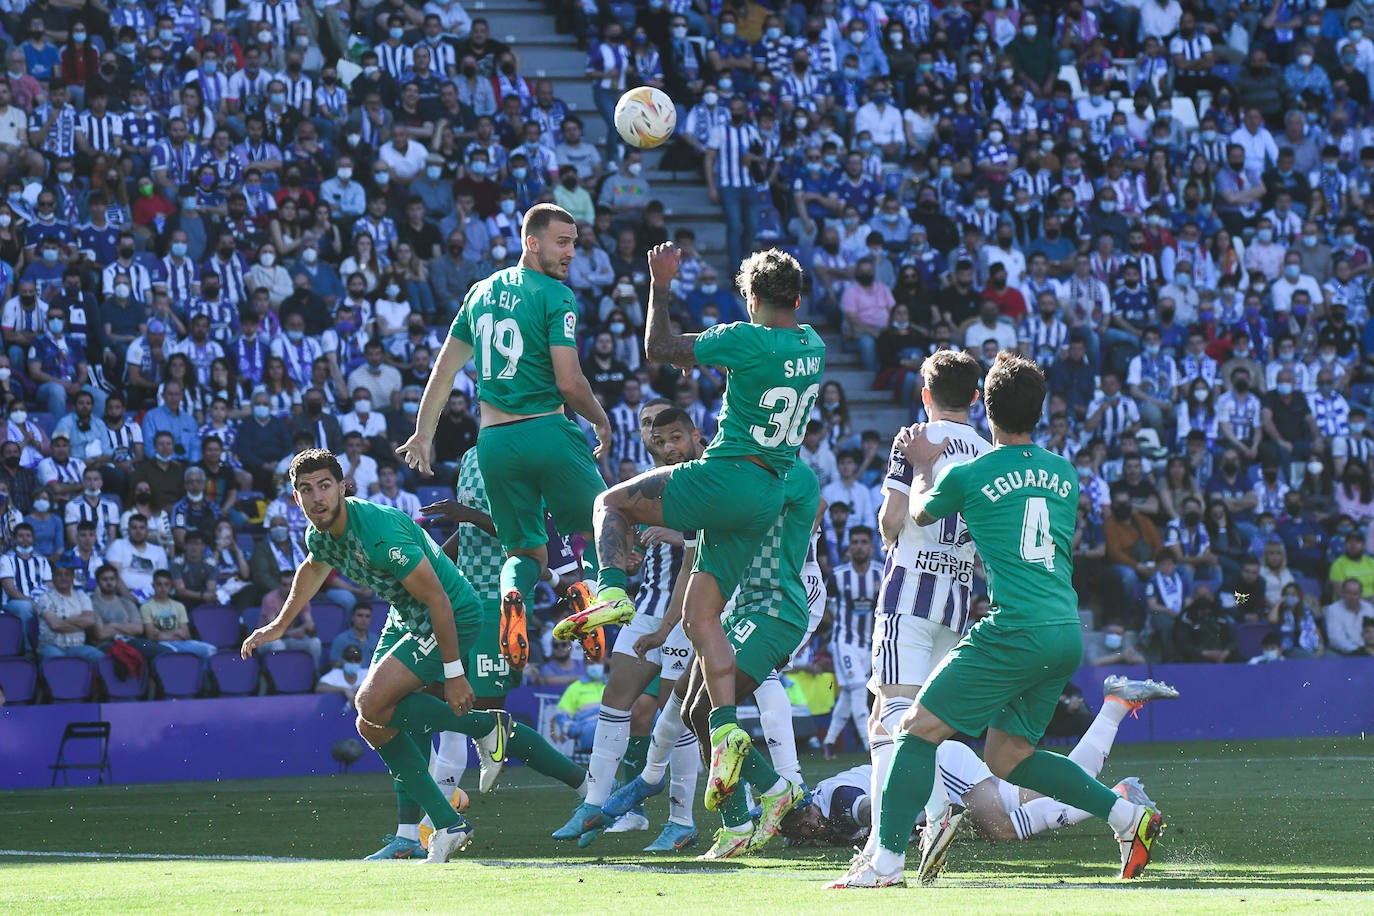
3,661,1372,790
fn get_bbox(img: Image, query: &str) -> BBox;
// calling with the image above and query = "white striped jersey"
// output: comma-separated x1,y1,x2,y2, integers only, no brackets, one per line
368,489,422,520
829,561,880,651
812,764,871,842
0,551,52,595
609,401,652,471
1216,391,1262,443
877,419,991,634
634,527,696,619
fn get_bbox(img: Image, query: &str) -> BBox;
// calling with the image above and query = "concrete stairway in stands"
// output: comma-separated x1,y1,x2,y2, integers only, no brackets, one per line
474,1,904,435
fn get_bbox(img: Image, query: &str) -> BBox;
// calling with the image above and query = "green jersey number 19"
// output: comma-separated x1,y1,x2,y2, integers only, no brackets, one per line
475,313,524,380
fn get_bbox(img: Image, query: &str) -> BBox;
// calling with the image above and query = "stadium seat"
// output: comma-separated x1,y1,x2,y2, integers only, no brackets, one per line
98,656,147,702
153,653,204,699
211,654,260,697
261,650,316,694
0,612,24,655
1294,575,1322,603
0,657,37,704
417,485,452,507
31,411,57,437
191,605,243,649
1169,95,1199,134
235,533,258,556
42,656,95,702
311,603,347,645
1233,622,1273,660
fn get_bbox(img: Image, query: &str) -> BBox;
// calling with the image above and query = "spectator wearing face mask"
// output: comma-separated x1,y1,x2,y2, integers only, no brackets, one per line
317,643,366,705
1,522,51,633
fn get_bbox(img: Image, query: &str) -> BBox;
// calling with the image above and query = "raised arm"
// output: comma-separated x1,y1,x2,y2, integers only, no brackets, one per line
241,554,332,657
644,242,699,367
398,332,473,475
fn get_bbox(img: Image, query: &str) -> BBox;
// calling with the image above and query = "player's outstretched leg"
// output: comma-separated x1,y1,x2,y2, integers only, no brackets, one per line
365,734,429,861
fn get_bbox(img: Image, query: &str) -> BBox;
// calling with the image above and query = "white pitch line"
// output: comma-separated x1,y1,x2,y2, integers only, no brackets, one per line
0,849,312,863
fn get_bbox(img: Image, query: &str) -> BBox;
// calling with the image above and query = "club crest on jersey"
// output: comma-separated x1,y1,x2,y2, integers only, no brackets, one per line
388,546,407,566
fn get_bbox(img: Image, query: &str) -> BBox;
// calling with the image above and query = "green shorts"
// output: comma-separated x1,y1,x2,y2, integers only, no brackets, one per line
466,599,523,697
477,413,605,551
373,612,482,687
724,611,806,687
661,457,785,598
644,676,661,699
917,619,1082,744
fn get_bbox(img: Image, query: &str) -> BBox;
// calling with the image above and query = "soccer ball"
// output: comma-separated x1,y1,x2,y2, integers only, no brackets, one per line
418,787,471,849
614,86,677,149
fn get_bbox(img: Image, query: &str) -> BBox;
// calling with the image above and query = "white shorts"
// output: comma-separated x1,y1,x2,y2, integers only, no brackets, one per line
613,612,693,681
868,613,961,692
831,640,873,689
784,561,828,672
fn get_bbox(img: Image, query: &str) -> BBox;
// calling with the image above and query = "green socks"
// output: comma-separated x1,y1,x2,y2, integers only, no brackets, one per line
500,554,543,599
581,537,599,581
390,693,500,740
708,705,738,744
621,734,650,784
717,782,754,829
375,731,460,830
878,734,938,854
509,722,587,789
596,565,627,594
394,731,426,826
740,746,780,794
1007,750,1120,821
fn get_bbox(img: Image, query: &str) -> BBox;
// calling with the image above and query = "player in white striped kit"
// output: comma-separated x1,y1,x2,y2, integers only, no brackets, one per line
822,526,881,756
553,403,705,850
861,349,991,867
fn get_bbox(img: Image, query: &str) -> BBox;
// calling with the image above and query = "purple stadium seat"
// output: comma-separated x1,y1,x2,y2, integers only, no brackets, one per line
42,656,95,702
417,485,451,507
211,654,260,696
1234,622,1273,661
0,613,23,655
261,650,316,694
153,653,203,698
0,657,37,704
191,605,242,649
311,603,346,645
98,656,147,701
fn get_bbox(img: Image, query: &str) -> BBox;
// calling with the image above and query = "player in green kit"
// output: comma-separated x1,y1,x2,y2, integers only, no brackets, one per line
398,203,611,674
242,449,588,864
828,353,1164,889
555,243,826,824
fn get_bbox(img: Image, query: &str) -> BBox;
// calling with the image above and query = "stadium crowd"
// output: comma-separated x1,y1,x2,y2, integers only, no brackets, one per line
4,0,1374,707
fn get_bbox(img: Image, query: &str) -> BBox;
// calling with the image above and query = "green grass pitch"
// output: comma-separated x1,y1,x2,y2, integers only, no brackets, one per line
2,737,1371,914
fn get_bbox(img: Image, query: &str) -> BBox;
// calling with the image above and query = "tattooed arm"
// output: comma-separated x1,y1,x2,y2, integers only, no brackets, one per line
644,242,699,367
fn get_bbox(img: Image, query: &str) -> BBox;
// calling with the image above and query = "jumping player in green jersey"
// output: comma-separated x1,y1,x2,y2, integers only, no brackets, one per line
242,449,588,864
828,353,1163,889
557,242,826,826
398,203,611,675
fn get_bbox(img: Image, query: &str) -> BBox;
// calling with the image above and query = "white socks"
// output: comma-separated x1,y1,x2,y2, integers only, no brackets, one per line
1107,798,1139,836
1009,796,1094,840
863,696,911,858
430,731,469,790
755,673,800,785
586,705,632,807
1069,698,1130,780
668,727,699,827
397,823,420,841
643,691,687,785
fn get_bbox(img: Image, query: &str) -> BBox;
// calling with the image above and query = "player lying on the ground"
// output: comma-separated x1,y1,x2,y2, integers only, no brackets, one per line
400,203,612,673
242,449,588,865
783,676,1177,847
557,245,826,824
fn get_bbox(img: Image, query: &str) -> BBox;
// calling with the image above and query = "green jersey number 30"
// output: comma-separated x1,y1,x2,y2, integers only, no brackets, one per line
1019,496,1056,571
475,313,525,380
751,383,820,448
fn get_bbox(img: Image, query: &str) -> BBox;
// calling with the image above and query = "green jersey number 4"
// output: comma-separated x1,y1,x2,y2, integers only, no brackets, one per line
475,313,524,380
1019,496,1056,571
752,384,821,448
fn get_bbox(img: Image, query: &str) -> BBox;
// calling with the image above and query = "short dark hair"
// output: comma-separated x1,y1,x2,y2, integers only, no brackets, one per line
983,351,1046,435
849,525,874,541
76,520,96,532
736,248,802,311
96,563,118,579
522,203,576,239
920,349,982,413
153,569,173,583
288,448,345,486
650,406,695,431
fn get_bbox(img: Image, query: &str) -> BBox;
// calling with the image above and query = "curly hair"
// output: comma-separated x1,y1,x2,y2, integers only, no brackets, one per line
736,248,802,312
